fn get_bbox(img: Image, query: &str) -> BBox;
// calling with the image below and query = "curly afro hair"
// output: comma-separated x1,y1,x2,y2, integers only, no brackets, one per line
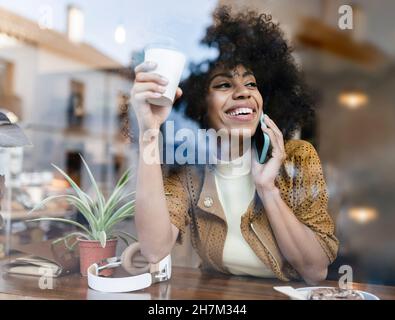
173,6,316,141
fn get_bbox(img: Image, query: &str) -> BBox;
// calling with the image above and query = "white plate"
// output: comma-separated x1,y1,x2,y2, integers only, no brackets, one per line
294,286,380,300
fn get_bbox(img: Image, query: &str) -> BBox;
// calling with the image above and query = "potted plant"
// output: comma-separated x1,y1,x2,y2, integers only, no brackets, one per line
27,155,136,276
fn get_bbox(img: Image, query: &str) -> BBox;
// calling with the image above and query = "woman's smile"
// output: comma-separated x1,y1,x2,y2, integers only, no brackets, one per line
223,104,258,122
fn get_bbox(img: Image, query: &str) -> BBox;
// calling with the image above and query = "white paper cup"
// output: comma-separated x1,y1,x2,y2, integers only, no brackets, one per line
144,46,186,107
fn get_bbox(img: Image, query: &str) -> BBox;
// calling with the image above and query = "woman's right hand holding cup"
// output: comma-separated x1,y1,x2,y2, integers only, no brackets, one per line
131,61,183,135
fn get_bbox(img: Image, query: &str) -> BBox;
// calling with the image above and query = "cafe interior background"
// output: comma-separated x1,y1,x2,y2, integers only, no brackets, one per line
0,0,394,286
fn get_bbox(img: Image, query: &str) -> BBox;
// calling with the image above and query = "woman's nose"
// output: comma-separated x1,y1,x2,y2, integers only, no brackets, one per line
232,84,251,100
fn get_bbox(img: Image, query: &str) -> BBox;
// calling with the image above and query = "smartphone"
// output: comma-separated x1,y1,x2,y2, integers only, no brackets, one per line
254,113,271,164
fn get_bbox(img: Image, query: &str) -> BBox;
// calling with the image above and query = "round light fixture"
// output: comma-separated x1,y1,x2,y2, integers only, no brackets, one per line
348,206,378,224
338,90,369,109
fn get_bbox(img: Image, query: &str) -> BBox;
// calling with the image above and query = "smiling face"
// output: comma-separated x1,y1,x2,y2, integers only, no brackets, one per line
206,64,263,137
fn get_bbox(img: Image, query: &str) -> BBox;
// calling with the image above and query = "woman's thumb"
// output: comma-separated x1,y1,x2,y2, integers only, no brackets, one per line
175,87,183,100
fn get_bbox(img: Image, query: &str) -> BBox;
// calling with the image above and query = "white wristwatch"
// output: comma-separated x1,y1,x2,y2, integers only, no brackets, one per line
87,242,171,293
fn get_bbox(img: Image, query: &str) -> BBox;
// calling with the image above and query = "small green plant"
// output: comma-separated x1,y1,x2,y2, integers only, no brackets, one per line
27,155,136,248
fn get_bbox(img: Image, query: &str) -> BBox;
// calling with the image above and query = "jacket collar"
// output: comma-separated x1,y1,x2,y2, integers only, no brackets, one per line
196,165,258,222
197,165,227,221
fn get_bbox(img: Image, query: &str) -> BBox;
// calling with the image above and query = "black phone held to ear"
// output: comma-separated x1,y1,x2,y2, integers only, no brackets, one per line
254,113,271,164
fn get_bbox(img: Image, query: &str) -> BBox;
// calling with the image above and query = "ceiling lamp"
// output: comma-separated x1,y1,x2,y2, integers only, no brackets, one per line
338,90,369,109
348,206,378,224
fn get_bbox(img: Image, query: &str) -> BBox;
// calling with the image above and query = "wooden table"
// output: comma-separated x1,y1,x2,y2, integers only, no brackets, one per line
0,265,394,300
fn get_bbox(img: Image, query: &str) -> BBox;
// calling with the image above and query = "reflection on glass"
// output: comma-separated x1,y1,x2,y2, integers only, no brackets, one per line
67,80,85,128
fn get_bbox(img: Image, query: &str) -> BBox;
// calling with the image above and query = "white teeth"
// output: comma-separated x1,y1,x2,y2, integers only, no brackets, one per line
227,107,253,116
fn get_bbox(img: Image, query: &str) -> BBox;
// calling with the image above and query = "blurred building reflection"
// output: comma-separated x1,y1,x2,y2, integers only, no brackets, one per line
0,6,136,253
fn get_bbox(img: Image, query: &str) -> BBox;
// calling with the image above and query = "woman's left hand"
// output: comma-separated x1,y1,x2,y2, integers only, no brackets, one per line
251,114,286,191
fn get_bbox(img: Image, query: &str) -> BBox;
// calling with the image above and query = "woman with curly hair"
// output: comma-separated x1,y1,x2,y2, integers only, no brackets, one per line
131,6,338,284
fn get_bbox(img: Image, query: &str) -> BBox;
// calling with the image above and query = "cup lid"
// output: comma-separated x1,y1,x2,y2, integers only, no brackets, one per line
144,36,184,54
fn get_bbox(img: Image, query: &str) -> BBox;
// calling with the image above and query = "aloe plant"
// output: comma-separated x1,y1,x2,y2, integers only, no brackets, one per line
27,155,137,248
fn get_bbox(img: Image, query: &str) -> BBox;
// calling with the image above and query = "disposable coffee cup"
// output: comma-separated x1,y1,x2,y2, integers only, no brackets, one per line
144,44,186,107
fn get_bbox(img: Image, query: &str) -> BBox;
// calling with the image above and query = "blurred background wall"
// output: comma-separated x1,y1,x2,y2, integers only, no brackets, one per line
220,0,395,285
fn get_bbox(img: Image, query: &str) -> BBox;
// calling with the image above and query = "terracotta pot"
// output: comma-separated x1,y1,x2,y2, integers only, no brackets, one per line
78,238,118,277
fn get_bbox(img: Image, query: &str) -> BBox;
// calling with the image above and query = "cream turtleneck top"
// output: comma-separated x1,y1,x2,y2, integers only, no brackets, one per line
214,148,275,277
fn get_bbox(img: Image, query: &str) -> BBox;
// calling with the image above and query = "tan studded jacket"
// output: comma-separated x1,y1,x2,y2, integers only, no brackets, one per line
163,139,339,281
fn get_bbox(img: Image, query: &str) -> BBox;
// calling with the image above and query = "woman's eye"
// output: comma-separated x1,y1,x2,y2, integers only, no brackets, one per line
213,82,257,89
213,83,231,89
